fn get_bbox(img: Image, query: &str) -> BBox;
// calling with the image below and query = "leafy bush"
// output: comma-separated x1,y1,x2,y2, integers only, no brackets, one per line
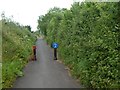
0,20,2,89
2,19,36,88
37,2,120,88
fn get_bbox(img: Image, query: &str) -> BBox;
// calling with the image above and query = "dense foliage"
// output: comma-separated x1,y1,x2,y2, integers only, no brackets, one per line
2,18,36,88
0,20,2,89
37,2,120,88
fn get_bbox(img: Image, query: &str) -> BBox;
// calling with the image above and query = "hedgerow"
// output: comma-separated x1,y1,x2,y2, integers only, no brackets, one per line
2,18,36,88
37,2,120,88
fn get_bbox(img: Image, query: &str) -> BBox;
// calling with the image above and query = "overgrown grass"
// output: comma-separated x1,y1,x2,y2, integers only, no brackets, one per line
2,19,36,88
0,20,2,89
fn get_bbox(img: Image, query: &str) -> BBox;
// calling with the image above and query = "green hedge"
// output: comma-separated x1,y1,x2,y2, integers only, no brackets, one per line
2,19,36,88
37,2,120,88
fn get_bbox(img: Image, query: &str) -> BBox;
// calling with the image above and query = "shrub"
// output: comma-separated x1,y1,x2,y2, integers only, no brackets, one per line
37,2,120,88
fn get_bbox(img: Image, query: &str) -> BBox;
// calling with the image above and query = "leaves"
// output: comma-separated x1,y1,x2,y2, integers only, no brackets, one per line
37,2,120,88
2,19,36,88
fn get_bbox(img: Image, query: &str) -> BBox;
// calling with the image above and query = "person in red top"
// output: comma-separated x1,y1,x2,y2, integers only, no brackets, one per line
32,45,37,61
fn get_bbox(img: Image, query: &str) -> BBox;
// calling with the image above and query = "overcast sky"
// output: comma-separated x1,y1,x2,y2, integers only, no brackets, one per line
0,0,79,31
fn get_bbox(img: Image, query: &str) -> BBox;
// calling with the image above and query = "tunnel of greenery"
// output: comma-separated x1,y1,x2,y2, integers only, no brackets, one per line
37,2,120,88
1,17,36,88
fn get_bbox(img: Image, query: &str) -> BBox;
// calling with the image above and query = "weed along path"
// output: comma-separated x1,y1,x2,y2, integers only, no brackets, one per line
13,39,82,88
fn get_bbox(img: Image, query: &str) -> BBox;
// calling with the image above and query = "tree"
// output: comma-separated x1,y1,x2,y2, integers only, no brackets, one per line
24,25,31,32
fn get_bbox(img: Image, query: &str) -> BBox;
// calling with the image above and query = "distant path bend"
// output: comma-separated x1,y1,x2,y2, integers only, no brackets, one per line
13,39,82,88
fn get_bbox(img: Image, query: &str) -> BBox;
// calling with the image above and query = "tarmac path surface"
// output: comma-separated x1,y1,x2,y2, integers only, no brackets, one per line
13,39,82,88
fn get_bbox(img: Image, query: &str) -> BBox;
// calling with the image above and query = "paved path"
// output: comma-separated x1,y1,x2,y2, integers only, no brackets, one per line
13,39,82,88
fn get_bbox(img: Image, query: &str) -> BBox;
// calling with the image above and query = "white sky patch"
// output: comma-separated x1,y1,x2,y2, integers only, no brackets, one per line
0,0,77,31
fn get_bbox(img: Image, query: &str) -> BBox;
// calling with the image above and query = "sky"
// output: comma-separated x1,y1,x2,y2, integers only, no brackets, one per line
0,0,81,31
0,0,119,31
